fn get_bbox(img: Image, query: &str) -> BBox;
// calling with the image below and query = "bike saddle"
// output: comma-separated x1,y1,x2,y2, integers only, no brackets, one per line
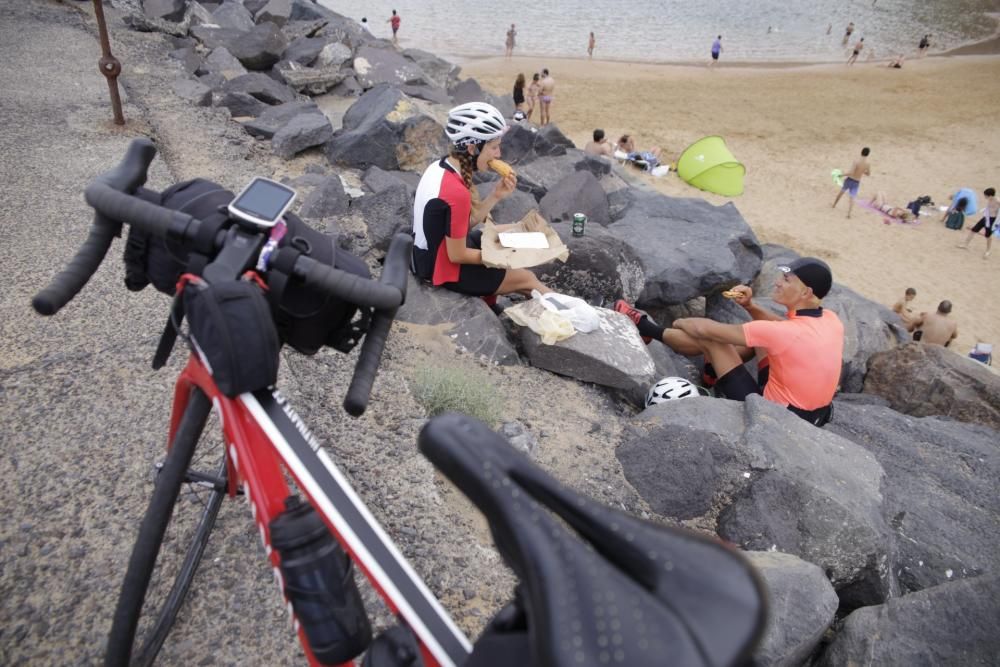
418,413,766,667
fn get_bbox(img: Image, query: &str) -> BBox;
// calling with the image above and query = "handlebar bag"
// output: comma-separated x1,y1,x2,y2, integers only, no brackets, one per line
184,277,280,397
123,179,233,295
267,213,372,355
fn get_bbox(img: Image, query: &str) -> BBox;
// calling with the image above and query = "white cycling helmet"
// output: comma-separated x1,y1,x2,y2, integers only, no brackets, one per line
645,376,702,408
446,102,507,148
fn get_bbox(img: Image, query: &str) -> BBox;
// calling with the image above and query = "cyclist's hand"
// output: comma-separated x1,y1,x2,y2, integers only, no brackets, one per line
731,285,752,307
494,172,517,200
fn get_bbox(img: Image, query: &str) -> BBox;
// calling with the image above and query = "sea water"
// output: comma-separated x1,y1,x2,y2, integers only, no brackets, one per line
320,0,1000,63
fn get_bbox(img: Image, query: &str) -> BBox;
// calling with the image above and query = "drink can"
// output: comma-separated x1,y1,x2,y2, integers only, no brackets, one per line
572,213,586,236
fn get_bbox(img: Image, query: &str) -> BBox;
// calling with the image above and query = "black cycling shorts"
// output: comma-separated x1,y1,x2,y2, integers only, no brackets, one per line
716,364,831,427
440,263,506,297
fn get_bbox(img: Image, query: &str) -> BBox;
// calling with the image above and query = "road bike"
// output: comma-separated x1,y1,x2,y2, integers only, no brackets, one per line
33,138,767,666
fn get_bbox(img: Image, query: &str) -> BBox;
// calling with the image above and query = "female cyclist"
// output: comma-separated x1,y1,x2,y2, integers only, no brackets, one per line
412,102,550,297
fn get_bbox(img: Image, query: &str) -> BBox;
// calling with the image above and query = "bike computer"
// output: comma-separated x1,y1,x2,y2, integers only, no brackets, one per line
227,177,297,228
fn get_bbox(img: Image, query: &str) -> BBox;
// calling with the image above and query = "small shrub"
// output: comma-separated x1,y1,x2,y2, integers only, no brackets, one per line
409,365,502,427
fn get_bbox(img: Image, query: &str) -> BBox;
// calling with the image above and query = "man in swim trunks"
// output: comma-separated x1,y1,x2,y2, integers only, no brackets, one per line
615,257,844,427
505,24,516,58
911,301,958,347
843,22,854,45
846,37,864,65
832,147,871,218
539,68,555,126
584,129,614,158
957,187,998,258
892,287,919,331
710,35,722,67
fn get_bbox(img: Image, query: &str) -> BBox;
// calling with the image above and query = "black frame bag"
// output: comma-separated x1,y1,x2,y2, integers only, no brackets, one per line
184,277,280,397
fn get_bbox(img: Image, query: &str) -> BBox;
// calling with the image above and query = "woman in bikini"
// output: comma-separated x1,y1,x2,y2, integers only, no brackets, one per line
868,192,916,222
525,73,541,122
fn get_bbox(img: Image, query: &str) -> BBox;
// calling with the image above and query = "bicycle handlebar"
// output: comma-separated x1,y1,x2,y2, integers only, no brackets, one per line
33,138,411,415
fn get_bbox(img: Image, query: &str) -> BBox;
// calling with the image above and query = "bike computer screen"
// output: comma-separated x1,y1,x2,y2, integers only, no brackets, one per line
228,177,297,228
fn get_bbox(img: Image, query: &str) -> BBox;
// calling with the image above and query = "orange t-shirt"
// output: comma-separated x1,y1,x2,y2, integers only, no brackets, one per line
742,308,844,410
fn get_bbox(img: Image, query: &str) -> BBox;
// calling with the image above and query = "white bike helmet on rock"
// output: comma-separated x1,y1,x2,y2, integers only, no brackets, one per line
645,376,704,408
446,102,507,148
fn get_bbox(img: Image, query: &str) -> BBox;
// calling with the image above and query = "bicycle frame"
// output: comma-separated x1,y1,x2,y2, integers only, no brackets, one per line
169,352,473,666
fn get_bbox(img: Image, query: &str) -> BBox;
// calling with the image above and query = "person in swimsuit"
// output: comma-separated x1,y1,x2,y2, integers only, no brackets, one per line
505,24,516,58
892,287,920,331
584,129,614,159
918,34,931,57
525,73,541,122
618,134,662,170
847,37,864,65
513,73,526,114
588,32,596,59
709,35,722,67
868,191,916,222
539,68,555,125
957,187,999,258
843,22,854,45
412,102,549,299
387,10,400,45
911,301,958,346
832,147,871,218
615,257,844,427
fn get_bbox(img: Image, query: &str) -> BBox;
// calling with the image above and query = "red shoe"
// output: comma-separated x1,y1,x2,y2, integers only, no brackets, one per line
614,299,651,344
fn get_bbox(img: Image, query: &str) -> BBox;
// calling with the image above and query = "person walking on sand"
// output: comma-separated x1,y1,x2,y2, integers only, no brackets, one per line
588,32,596,59
842,22,854,45
539,68,555,125
832,147,871,218
505,24,517,58
387,9,400,45
847,37,865,65
911,301,958,347
957,187,999,258
892,287,920,331
615,257,844,427
709,35,723,67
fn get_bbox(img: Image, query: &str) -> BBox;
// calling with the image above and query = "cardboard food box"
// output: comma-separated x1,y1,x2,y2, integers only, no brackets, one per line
481,210,570,269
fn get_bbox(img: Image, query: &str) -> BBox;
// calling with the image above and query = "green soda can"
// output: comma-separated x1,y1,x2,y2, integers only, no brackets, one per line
572,213,586,236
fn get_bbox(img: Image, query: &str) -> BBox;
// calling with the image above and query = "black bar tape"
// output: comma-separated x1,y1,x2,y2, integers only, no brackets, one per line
343,311,393,416
96,138,157,193
293,254,402,310
381,233,414,296
85,183,194,240
32,214,119,315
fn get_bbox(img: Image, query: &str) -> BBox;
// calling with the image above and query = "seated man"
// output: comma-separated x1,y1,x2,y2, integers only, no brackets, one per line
584,128,614,158
618,134,662,171
892,287,920,331
911,300,958,347
616,257,844,427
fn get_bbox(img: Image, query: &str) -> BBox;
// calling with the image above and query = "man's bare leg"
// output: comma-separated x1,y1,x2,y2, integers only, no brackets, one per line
832,189,845,210
661,328,754,364
847,195,855,218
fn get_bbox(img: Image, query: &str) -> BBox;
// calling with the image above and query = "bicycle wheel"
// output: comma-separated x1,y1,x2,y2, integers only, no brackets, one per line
106,387,228,667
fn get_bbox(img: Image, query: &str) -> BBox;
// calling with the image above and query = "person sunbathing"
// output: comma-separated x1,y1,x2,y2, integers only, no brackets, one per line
617,134,662,170
869,191,916,222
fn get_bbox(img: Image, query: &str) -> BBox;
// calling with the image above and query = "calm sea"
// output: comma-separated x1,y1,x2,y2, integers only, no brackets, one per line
320,0,1000,64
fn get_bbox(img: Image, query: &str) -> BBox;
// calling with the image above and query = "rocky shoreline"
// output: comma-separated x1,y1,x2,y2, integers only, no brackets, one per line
1,1,998,664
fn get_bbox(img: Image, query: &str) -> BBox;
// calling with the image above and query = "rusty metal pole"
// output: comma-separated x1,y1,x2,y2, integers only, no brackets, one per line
91,0,125,125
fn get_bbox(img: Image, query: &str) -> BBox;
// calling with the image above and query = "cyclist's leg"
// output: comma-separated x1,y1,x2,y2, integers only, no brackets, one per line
106,387,227,667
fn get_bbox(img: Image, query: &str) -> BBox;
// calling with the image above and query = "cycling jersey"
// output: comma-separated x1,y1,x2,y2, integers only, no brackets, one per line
741,308,844,410
412,158,470,286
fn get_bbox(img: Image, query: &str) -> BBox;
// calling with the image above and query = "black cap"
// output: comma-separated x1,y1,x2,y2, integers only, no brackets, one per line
778,257,833,299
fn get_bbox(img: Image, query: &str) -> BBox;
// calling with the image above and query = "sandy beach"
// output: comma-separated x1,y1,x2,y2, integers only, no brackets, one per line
464,54,1000,357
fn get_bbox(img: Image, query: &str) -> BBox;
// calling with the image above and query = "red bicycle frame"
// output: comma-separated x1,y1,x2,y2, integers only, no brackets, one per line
168,352,473,666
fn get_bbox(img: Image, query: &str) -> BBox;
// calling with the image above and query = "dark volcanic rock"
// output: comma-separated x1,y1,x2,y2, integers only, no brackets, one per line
227,22,289,71
241,100,319,137
355,184,413,253
271,112,333,158
539,170,610,225
220,72,296,105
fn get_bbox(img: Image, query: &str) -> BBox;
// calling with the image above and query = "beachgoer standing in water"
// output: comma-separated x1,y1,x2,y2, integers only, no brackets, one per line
843,22,855,45
832,147,872,218
387,9,400,45
847,37,865,65
710,35,723,67
911,301,958,347
918,34,932,57
588,32,596,59
957,187,999,258
505,24,517,58
539,68,555,125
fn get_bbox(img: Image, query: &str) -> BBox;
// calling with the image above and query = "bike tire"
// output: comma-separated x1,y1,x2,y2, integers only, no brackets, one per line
106,387,227,667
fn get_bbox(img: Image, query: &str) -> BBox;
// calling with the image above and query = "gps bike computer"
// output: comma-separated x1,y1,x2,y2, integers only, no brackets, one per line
227,177,297,228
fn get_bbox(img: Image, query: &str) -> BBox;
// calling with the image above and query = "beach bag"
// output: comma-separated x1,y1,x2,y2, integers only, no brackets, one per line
266,213,372,355
945,209,965,230
123,179,234,295
183,275,280,397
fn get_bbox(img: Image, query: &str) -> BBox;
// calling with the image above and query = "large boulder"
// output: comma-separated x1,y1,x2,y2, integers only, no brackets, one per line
448,78,515,119
355,184,413,253
353,46,431,89
211,0,255,31
396,276,520,366
315,41,353,69
828,401,1000,594
282,36,326,66
513,153,588,194
475,185,536,225
617,395,893,609
297,175,350,220
143,0,186,22
276,63,347,95
538,170,611,225
511,300,656,392
198,46,248,80
242,100,319,137
363,166,418,198
219,72,296,105
745,551,839,667
862,342,1000,429
255,0,292,26
604,192,763,306
227,22,289,70
271,112,333,158
170,78,212,106
535,223,645,305
817,574,1000,666
190,25,247,50
401,48,461,90
500,123,567,164
325,85,447,172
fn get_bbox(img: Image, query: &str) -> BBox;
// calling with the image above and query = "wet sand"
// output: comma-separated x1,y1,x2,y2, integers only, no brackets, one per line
465,54,1000,357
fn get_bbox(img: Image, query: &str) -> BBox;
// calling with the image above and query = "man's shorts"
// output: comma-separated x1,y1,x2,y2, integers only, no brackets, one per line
711,52,720,60
841,177,860,197
715,364,832,427
971,217,996,237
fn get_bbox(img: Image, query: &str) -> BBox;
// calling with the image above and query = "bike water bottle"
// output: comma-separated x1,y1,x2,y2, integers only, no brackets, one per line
270,495,372,665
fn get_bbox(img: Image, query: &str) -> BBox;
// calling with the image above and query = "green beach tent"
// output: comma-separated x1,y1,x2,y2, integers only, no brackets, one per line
677,136,745,196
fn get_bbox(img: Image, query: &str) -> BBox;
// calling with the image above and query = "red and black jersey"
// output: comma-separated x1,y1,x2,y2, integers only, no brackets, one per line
412,158,471,285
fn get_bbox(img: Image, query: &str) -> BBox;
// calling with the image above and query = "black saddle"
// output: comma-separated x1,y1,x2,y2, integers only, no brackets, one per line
418,413,767,667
